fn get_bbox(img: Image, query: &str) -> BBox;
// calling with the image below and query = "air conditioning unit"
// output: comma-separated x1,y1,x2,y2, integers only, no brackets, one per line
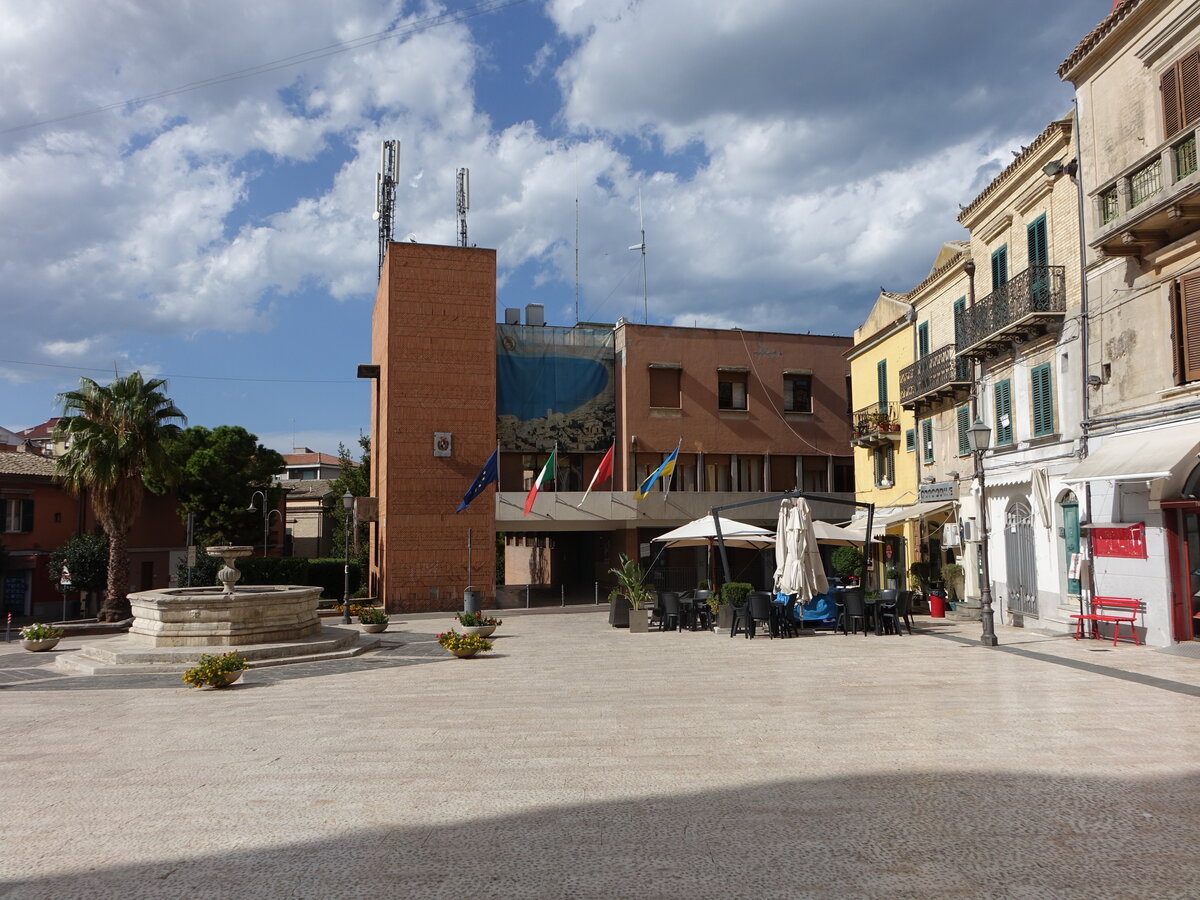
942,523,961,548
961,519,978,543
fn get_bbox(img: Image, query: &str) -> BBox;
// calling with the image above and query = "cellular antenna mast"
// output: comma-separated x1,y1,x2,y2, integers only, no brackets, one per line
374,140,400,278
456,167,470,248
627,190,648,323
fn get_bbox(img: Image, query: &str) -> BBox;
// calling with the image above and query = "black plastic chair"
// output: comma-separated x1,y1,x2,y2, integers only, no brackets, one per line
841,590,869,636
693,590,712,630
730,603,751,638
897,590,915,634
658,591,682,631
776,595,798,638
647,591,664,630
878,589,902,636
746,591,775,639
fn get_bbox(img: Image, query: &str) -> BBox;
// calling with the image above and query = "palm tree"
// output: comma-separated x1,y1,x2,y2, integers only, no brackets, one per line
54,373,186,621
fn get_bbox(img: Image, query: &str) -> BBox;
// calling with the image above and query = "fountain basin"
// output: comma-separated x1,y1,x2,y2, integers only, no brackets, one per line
128,584,322,647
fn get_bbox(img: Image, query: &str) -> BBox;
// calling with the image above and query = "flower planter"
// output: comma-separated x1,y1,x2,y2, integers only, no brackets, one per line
200,670,243,689
628,608,650,633
457,624,496,638
361,623,388,633
21,638,60,652
449,647,480,659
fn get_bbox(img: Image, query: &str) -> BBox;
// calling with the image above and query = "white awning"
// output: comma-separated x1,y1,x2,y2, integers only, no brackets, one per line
850,500,953,536
1064,423,1200,484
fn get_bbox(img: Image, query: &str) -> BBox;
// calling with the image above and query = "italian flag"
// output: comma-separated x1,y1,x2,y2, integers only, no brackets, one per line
523,448,557,516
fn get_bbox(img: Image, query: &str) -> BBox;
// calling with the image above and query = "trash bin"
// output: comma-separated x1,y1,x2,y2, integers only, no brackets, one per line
929,592,946,618
463,586,481,614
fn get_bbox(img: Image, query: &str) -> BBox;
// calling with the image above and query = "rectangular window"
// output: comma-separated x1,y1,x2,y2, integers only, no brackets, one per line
876,359,888,408
783,374,812,412
648,366,681,408
1160,47,1200,138
991,245,1008,291
1,499,33,533
953,297,966,345
1027,215,1048,268
921,419,934,464
718,372,747,410
917,322,930,358
905,428,915,453
1175,273,1200,383
874,445,894,487
994,379,1013,446
957,405,971,456
1031,363,1055,437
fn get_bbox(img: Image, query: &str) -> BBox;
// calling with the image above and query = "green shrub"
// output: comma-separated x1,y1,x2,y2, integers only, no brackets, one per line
239,556,310,586
306,559,363,598
831,546,865,576
719,582,753,608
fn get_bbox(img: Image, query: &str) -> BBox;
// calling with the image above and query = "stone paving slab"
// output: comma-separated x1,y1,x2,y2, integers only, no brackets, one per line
2,610,1200,899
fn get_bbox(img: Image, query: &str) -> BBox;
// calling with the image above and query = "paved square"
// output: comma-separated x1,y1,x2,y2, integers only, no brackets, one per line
3,610,1199,899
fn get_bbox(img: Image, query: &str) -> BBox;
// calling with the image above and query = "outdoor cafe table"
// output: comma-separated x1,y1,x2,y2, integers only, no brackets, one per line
830,587,886,636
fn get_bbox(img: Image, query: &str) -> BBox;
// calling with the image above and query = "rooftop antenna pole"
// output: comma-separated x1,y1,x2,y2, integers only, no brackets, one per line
575,152,581,324
628,190,647,323
456,167,470,248
374,140,400,279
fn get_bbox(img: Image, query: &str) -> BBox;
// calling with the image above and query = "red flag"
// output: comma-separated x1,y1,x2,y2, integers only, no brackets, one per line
577,443,615,507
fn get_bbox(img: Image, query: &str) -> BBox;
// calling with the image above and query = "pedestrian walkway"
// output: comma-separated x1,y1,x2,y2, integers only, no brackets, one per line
3,610,1199,899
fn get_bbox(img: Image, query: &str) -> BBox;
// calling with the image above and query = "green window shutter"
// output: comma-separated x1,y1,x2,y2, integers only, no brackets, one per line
1032,363,1054,436
876,359,888,409
991,245,1008,290
1027,215,1048,268
905,428,915,452
922,419,934,463
874,448,884,485
957,405,971,456
917,322,930,358
953,297,966,345
994,379,1013,445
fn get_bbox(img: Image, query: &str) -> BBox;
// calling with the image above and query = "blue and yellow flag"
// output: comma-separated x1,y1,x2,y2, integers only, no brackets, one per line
634,444,680,500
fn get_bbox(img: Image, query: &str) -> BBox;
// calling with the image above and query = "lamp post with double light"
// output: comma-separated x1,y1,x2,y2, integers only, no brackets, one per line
341,490,353,625
966,417,998,647
247,490,283,557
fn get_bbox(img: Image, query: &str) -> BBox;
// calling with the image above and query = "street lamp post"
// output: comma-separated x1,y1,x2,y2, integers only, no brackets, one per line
247,490,282,557
966,417,998,647
341,490,354,625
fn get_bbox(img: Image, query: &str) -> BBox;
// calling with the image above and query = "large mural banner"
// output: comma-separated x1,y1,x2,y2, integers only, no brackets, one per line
496,324,615,452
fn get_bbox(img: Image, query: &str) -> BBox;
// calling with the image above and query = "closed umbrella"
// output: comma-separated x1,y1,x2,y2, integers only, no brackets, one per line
778,499,829,602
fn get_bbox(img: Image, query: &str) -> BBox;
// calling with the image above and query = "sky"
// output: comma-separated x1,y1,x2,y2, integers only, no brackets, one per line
1,0,1111,458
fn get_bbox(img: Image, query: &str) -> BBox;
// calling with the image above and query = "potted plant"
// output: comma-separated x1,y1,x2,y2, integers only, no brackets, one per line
608,553,654,633
714,582,752,633
437,629,493,658
941,563,965,606
19,623,63,652
831,546,866,583
358,605,389,633
455,610,503,637
182,652,248,689
884,566,899,590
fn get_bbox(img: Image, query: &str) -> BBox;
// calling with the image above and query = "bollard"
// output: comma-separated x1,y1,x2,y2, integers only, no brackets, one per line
526,584,530,608
594,581,599,605
561,585,565,607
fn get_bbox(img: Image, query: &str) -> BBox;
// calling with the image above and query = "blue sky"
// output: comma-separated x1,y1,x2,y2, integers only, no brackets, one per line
1,0,1110,457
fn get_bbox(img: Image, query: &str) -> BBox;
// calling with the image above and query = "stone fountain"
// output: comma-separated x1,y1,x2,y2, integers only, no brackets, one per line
57,546,378,675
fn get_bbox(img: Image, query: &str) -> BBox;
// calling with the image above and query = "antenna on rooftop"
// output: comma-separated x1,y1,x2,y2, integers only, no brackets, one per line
627,190,648,324
374,140,400,278
456,167,470,248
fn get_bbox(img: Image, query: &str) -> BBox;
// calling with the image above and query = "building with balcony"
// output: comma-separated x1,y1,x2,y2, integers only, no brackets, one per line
367,242,856,611
955,113,1085,634
1059,0,1200,646
845,290,920,582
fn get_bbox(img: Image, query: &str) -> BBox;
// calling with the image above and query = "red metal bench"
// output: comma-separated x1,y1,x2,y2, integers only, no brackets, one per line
1070,597,1141,646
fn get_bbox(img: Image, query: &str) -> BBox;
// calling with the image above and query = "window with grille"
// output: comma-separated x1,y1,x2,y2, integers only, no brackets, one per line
1031,364,1055,437
1176,135,1198,180
783,374,812,412
957,405,971,456
994,379,1013,446
1129,159,1162,208
1099,187,1119,225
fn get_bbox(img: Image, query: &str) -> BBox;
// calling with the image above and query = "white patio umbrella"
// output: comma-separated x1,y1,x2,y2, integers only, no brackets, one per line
776,498,829,602
654,514,775,588
811,520,867,546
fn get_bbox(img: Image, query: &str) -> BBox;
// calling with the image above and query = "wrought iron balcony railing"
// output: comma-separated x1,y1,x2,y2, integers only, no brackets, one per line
957,265,1066,358
899,344,972,409
851,400,903,447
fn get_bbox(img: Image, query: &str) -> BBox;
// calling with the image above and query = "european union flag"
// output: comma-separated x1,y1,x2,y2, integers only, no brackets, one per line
456,449,499,512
